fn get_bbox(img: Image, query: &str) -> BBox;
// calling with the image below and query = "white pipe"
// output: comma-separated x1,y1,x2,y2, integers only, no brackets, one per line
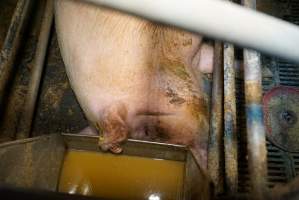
83,0,299,64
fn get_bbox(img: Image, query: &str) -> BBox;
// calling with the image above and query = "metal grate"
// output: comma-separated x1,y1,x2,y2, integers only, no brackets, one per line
282,0,299,25
236,0,299,194
266,142,290,188
235,77,250,194
235,78,290,194
277,60,299,87
290,153,299,176
274,0,299,188
276,0,299,87
223,0,299,197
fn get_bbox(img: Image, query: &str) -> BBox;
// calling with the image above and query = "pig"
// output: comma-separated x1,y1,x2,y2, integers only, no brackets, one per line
54,0,214,168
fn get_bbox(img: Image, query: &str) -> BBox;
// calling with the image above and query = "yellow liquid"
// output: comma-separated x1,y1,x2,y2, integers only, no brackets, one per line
59,150,185,200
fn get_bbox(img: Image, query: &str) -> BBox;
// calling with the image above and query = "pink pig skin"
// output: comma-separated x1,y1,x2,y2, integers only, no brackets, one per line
55,0,214,168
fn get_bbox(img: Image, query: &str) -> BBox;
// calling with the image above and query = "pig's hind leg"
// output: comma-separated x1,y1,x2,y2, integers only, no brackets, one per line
97,102,130,154
77,103,130,154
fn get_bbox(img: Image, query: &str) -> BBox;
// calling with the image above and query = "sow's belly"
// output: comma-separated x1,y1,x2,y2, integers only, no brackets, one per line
54,0,213,168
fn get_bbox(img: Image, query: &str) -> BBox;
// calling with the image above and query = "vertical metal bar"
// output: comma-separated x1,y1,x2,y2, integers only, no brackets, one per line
224,42,238,194
244,50,268,199
221,0,238,195
208,41,224,194
243,0,268,198
16,0,54,139
0,0,33,108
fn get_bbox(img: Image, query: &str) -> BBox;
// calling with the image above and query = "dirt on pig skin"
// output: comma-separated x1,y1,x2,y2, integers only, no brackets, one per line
55,0,214,169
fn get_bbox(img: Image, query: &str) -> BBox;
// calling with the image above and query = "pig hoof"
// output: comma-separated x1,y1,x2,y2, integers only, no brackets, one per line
98,142,123,154
109,144,123,154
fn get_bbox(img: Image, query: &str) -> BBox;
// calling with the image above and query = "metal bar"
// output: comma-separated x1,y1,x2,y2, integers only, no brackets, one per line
16,0,54,139
224,42,238,194
0,186,106,200
208,41,224,194
243,1,268,199
83,0,299,64
244,50,268,199
0,0,32,109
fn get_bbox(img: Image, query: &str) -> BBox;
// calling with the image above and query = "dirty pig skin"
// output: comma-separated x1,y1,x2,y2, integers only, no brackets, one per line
55,0,214,168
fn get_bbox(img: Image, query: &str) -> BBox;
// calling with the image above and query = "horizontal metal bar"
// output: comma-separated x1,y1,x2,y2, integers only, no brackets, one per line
84,0,299,64
0,186,106,200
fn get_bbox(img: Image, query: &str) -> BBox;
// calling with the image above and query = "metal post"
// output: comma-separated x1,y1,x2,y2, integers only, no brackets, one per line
243,1,268,199
208,41,224,194
16,0,54,139
0,0,32,109
224,42,238,194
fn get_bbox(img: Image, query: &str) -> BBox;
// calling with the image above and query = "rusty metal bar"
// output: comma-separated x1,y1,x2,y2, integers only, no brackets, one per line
208,41,224,194
243,1,268,199
0,0,32,109
16,0,54,139
223,42,238,194
244,49,268,199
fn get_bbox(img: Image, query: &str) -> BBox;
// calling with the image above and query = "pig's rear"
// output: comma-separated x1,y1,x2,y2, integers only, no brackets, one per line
55,0,212,168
